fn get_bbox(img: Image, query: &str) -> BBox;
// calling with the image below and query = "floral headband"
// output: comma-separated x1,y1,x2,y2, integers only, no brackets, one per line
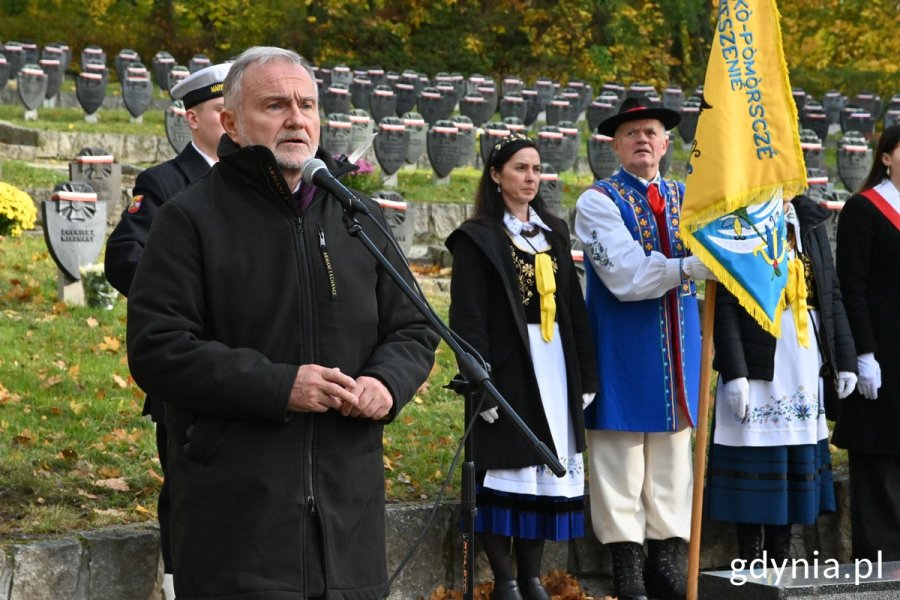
488,133,536,168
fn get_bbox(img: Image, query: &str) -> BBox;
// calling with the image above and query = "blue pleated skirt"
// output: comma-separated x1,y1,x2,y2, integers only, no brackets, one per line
706,438,835,525
473,483,585,541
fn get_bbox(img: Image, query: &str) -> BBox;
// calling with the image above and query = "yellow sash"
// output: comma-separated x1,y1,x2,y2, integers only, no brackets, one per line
534,252,556,342
785,257,809,347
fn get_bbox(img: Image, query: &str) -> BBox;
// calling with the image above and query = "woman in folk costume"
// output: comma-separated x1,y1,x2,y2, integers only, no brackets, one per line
446,133,597,600
834,123,900,561
707,193,858,564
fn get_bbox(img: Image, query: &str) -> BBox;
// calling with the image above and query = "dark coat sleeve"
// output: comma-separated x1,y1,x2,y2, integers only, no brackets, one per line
836,196,877,355
809,221,857,373
712,285,751,383
561,234,598,394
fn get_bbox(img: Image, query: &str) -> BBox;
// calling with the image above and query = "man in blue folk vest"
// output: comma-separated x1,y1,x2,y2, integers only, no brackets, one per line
574,97,716,600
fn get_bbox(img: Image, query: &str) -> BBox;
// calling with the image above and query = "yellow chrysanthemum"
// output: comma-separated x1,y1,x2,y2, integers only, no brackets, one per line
0,182,37,237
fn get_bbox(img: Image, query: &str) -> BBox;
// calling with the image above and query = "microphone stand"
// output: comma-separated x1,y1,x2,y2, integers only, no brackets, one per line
337,205,565,600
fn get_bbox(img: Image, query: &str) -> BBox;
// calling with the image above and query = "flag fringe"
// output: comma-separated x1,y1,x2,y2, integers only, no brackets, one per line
682,178,808,230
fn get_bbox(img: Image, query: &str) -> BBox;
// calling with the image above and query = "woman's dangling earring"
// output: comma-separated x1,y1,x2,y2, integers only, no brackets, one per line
888,165,892,178
497,184,501,194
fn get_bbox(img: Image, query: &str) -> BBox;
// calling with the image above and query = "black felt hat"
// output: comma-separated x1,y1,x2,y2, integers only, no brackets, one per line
596,96,681,137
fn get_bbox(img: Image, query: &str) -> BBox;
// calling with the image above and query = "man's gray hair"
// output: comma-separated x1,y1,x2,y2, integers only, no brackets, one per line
223,46,318,112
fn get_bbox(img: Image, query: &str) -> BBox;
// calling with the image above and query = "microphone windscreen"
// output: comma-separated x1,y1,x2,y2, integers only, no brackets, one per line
300,158,328,184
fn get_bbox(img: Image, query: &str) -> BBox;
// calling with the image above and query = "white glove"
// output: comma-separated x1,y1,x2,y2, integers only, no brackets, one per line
857,353,881,400
683,256,718,282
835,371,858,400
480,407,499,423
582,393,596,410
722,377,750,420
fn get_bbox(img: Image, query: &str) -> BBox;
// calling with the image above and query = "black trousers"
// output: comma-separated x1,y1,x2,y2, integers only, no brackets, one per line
156,422,173,574
848,451,900,561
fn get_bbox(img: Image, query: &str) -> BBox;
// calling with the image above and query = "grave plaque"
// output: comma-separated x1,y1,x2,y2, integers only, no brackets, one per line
853,92,882,119
76,68,107,116
535,78,555,110
479,123,512,166
373,117,409,176
402,112,426,165
800,129,825,172
476,84,499,115
806,167,830,203
401,69,422,95
837,134,871,192
845,110,875,137
822,91,844,125
4,42,24,80
417,87,446,125
81,45,106,73
500,92,527,122
165,101,192,153
367,68,385,86
587,133,619,180
427,121,460,179
322,83,352,116
69,148,121,210
351,76,372,110
545,95,574,126
659,131,675,178
539,165,563,219
42,182,107,281
587,95,617,132
369,84,397,124
449,115,475,167
536,126,566,172
562,88,583,119
466,73,486,96
628,83,655,99
503,117,526,135
679,96,702,144
460,92,494,127
663,86,684,112
122,65,153,119
791,87,807,111
167,66,190,96
152,51,176,89
502,76,524,97
331,65,352,87
84,59,109,85
393,82,417,117
601,82,624,100
115,49,140,84
315,67,331,87
0,54,9,91
435,84,458,118
39,58,64,100
21,41,38,65
16,64,47,111
385,71,400,87
349,109,374,155
371,191,414,255
556,121,580,173
188,53,211,74
320,113,353,157
800,102,829,143
568,79,591,114
44,43,70,73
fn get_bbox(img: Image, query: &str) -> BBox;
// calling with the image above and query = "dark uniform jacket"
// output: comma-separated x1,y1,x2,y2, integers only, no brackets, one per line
446,219,597,471
714,196,857,392
105,142,211,421
126,136,438,600
834,190,900,454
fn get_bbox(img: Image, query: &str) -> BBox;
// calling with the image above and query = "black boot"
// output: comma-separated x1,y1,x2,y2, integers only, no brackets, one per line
608,541,648,600
517,577,550,600
736,523,763,562
764,524,793,568
645,538,687,600
491,580,524,600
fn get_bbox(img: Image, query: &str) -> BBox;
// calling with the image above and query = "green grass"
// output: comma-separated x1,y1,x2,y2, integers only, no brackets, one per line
0,233,465,540
1,159,68,189
0,103,165,136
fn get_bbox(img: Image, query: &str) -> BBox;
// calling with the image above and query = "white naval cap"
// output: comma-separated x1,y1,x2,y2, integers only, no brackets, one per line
171,62,231,109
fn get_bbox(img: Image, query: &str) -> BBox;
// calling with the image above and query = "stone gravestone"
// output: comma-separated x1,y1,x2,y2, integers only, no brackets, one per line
167,65,190,96
417,87,446,125
534,78,555,112
679,96,702,144
500,92,527,123
402,112,427,166
601,81,626,102
521,89,541,127
122,64,153,122
663,86,684,112
16,63,47,118
393,81,418,117
479,122,512,167
837,133,871,192
351,76,372,110
806,167,830,203
369,84,397,124
556,121,580,173
801,101,829,143
331,65,352,87
853,92,882,120
449,115,475,167
188,53,211,74
503,117,526,136
152,51,176,90
588,133,619,180
39,57,64,106
373,117,409,181
460,91,494,128
322,82,352,116
165,101,192,153
886,109,900,130
546,94,579,126
4,42,24,80
844,109,876,138
659,131,675,178
502,76,524,97
41,182,107,304
587,93,618,132
426,120,460,181
371,191,414,255
476,83,499,116
435,83,458,119
76,64,107,121
536,126,567,173
115,49,140,84
628,82,656,100
562,87,583,120
568,79,592,115
822,91,845,125
367,67,385,86
69,148,122,216
539,164,564,219
466,73,486,95
320,113,353,157
0,54,9,92
800,129,825,172
80,45,105,74
348,109,374,157
21,40,38,64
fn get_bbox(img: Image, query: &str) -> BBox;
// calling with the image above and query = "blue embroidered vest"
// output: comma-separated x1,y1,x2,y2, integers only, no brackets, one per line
583,169,701,432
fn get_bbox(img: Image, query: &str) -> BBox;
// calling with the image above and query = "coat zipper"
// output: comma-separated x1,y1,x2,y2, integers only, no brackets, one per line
317,225,339,301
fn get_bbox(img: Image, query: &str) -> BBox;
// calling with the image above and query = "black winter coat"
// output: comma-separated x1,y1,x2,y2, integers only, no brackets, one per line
446,219,597,471
126,137,438,600
833,189,900,454
713,196,856,399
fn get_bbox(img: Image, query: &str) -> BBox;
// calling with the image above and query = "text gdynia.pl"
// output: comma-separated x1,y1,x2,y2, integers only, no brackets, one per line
729,550,883,586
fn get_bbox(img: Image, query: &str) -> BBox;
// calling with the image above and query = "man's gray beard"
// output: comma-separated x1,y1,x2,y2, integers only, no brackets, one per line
236,121,305,170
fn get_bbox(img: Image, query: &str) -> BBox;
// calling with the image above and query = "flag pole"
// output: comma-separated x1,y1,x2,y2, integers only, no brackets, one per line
687,279,717,600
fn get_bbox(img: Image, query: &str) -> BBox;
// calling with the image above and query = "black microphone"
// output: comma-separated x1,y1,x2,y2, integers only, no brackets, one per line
300,158,371,216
